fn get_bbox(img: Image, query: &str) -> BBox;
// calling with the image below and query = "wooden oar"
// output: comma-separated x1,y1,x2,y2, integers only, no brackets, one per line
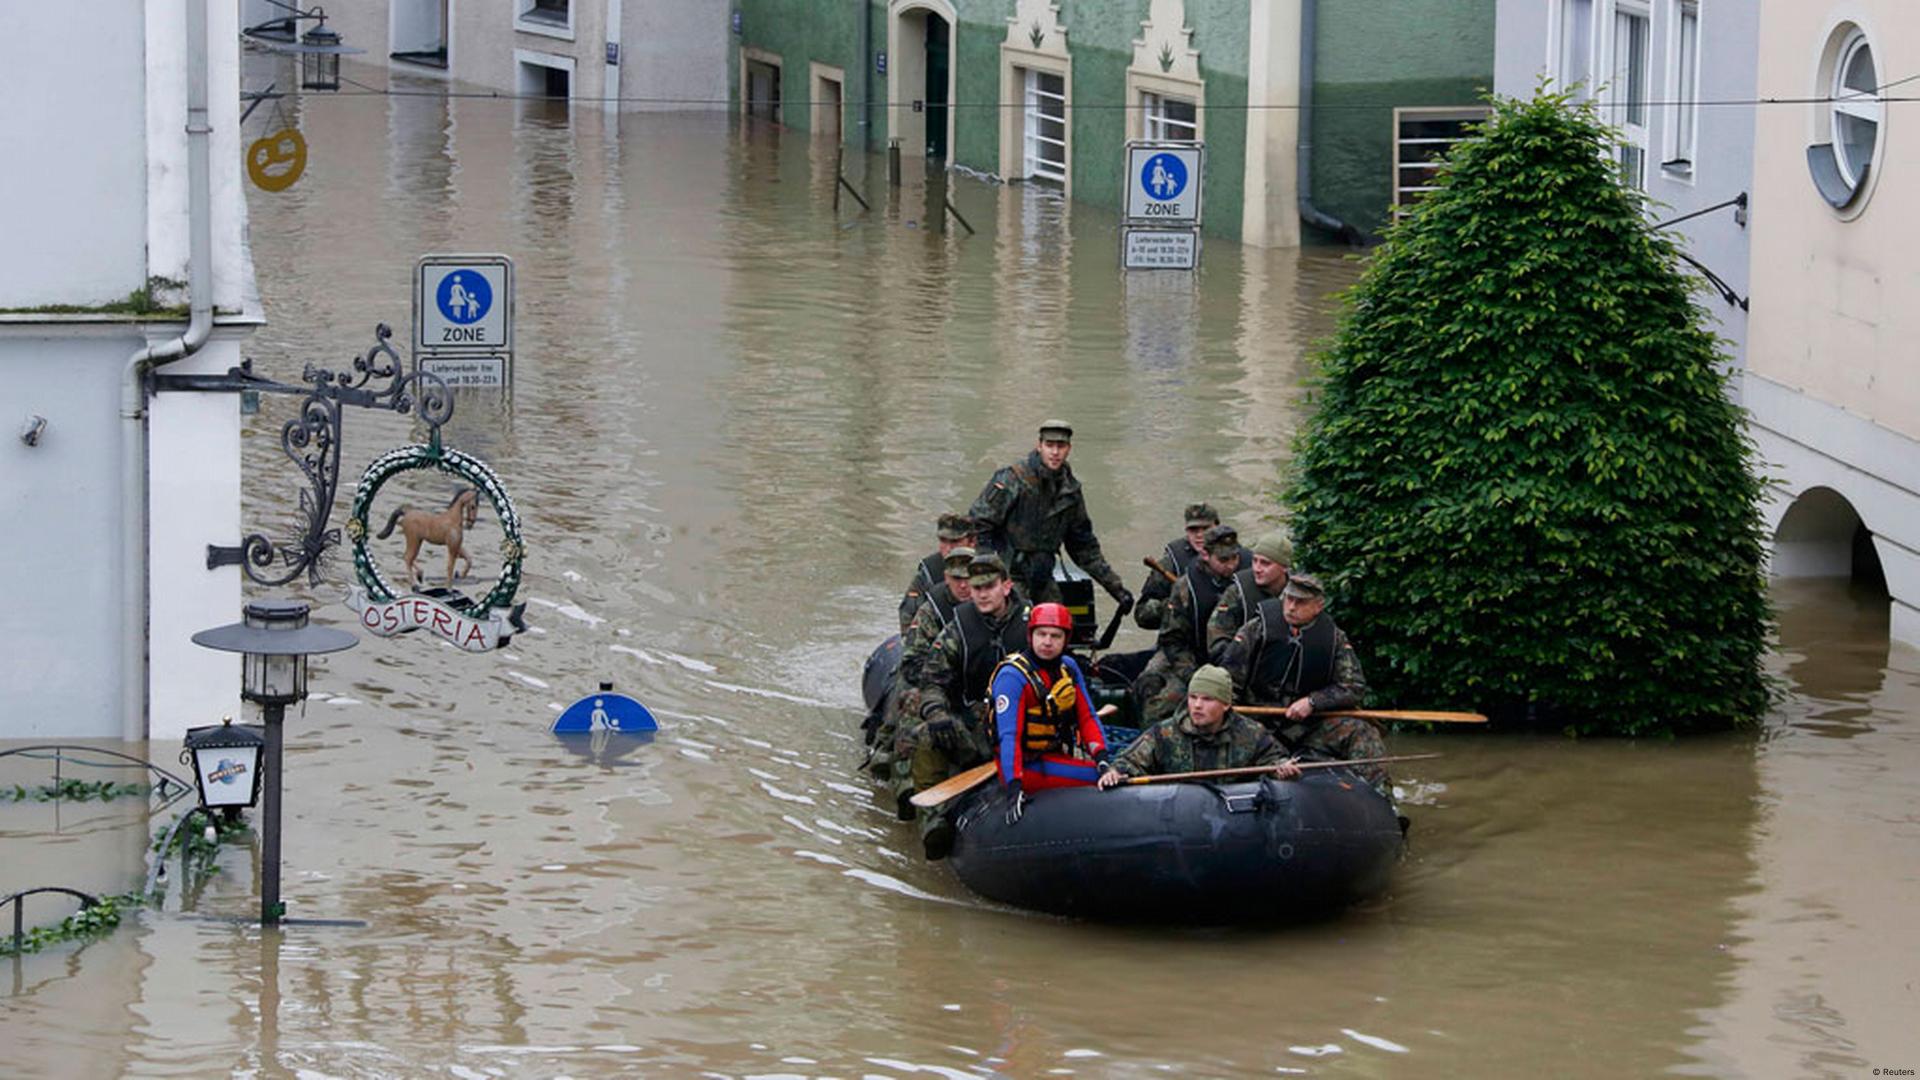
1141,556,1178,583
909,704,1118,809
1237,706,1488,724
1116,752,1442,786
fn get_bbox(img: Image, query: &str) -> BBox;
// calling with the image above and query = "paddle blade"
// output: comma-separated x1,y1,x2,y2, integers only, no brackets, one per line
909,761,997,808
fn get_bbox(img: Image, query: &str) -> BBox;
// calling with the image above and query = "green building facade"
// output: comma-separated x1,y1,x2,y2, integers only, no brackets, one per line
727,0,1491,244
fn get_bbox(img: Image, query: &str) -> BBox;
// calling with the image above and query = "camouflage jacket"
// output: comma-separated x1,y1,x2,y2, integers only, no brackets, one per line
1205,571,1285,663
898,551,947,632
968,451,1125,600
1108,709,1287,778
1133,538,1197,630
1218,611,1367,712
898,581,963,691
1154,564,1236,681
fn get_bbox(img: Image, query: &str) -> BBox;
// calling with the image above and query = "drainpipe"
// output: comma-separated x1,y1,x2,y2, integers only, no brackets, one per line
859,0,872,150
122,0,215,741
1296,0,1364,243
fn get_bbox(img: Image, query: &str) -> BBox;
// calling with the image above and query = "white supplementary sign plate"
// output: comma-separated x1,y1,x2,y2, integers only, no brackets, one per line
420,355,507,388
416,255,513,355
1124,142,1204,224
1123,227,1200,271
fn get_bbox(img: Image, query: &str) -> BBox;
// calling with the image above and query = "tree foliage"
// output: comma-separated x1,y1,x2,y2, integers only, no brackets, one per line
1286,91,1771,734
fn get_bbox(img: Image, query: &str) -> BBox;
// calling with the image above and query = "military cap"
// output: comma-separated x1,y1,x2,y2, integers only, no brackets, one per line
967,551,1009,587
1037,419,1074,442
942,546,976,577
1183,502,1221,528
1282,572,1325,600
1203,523,1241,558
1252,530,1294,567
1187,664,1234,705
936,513,975,541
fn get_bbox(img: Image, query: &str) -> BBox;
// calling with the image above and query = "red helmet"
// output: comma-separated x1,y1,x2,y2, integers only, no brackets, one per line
1029,602,1074,634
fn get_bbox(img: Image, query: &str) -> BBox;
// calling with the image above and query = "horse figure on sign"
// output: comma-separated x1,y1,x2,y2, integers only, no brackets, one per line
377,488,480,587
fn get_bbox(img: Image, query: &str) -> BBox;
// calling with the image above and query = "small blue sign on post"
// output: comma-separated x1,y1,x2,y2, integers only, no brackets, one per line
875,51,887,75
553,685,658,734
731,10,742,34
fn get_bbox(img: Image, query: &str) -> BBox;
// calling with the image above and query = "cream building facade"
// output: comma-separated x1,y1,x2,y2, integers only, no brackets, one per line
1747,1,1917,645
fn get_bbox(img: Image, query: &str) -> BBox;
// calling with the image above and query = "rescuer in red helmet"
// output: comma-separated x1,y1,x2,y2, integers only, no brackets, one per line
988,602,1110,822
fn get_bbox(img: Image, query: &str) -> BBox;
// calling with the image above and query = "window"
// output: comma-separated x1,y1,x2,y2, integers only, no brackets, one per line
1393,107,1490,218
1023,69,1067,183
1556,0,1594,91
1603,0,1651,188
1142,92,1197,142
1809,23,1881,212
515,0,572,41
1662,0,1699,177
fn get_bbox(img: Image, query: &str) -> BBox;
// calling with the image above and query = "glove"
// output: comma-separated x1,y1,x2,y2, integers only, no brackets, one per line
1112,586,1135,612
1004,780,1026,825
925,715,960,753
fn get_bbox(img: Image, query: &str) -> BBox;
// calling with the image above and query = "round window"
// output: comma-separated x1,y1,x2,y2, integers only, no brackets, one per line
1832,28,1880,187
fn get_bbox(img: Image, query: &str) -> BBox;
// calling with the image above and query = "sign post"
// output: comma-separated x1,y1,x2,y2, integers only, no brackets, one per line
1121,141,1204,272
414,254,514,388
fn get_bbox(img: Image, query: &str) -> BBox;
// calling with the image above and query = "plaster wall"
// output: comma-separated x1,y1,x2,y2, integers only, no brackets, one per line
0,1,148,308
625,0,729,109
146,0,252,313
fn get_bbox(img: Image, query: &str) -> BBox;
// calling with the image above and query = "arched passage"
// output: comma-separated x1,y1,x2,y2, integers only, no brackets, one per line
888,1,956,162
1772,485,1888,591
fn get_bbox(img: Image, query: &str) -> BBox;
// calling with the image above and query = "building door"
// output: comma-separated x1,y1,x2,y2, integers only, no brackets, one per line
746,59,781,121
924,13,950,158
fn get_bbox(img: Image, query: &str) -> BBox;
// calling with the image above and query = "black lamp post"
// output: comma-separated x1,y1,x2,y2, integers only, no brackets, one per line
192,601,355,925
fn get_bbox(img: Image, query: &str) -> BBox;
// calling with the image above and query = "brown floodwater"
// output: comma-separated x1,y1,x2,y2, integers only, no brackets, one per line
4,61,1918,1078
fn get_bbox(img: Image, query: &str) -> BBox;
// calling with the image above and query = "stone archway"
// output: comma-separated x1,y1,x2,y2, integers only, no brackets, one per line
1772,485,1887,589
887,0,957,162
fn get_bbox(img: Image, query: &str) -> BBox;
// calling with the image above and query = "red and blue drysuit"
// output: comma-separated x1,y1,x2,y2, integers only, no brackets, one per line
990,651,1108,790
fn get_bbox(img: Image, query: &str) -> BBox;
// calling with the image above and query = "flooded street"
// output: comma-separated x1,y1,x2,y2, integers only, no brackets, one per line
5,64,1919,1077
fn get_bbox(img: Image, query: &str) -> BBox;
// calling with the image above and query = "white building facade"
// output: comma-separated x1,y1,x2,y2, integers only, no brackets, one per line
1,0,259,739
250,0,727,110
1496,0,1756,365
1747,1,1918,646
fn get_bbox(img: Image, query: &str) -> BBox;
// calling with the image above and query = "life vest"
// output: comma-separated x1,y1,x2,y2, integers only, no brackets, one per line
1231,567,1263,624
914,551,943,594
1182,559,1232,645
925,581,960,630
954,601,1031,707
1164,537,1200,576
1249,600,1339,706
1002,652,1081,756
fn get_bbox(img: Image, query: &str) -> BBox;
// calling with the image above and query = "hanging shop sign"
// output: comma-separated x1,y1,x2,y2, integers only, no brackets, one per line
345,442,526,651
247,128,308,192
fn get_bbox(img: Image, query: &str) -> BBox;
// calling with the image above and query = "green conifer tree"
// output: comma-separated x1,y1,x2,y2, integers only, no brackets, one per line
1286,91,1771,734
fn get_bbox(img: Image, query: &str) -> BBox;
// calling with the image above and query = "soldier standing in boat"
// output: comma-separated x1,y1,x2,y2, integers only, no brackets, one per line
1217,572,1389,793
1134,502,1220,630
1096,665,1300,786
911,552,1033,859
899,513,976,632
1205,530,1293,663
1138,524,1245,724
968,419,1133,611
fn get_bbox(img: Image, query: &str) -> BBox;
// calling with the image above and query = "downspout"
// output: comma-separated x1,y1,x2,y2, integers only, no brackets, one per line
1296,0,1363,243
859,0,872,150
123,0,215,740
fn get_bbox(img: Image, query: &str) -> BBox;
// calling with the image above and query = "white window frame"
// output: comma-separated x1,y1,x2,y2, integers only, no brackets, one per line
515,0,574,42
1598,0,1652,189
1141,91,1198,143
1550,0,1595,94
1392,106,1490,219
1660,0,1700,181
1830,27,1881,189
1023,68,1069,183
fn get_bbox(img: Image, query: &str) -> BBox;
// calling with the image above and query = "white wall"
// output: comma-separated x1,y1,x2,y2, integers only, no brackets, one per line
0,1,148,308
624,0,728,110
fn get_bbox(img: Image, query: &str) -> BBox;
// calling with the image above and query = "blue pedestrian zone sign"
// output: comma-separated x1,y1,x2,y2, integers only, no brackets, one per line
436,270,492,325
1140,152,1188,202
552,689,658,734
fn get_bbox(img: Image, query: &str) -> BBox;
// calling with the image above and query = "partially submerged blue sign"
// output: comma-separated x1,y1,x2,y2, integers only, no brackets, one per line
552,687,658,734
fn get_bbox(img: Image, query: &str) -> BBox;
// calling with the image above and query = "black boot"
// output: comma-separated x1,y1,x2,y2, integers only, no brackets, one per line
922,819,956,861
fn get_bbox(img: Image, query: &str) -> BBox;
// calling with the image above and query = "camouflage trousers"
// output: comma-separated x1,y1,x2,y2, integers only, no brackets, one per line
1275,716,1391,795
1136,651,1196,725
897,709,994,842
863,685,921,784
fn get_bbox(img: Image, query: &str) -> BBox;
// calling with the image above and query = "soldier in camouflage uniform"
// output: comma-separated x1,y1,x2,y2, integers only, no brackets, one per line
906,553,1033,858
968,419,1133,610
1133,502,1219,630
899,513,976,632
1217,572,1389,794
1096,665,1299,785
869,547,974,792
1205,530,1293,663
1138,524,1245,724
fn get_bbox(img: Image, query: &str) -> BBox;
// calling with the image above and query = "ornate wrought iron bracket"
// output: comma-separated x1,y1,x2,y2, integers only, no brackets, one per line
151,323,453,587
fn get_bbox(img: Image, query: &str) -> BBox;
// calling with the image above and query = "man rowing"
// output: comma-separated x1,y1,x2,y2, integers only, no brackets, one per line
1096,665,1300,787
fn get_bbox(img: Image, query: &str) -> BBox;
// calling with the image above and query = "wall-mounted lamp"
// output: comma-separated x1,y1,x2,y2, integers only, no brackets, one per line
20,415,46,447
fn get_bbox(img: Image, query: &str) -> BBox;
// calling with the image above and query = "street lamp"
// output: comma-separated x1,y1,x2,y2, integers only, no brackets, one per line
192,601,355,925
298,21,345,92
180,718,266,819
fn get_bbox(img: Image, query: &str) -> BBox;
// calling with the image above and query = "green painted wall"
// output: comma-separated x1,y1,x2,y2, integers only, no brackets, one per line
732,1,1253,241
1311,0,1494,235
